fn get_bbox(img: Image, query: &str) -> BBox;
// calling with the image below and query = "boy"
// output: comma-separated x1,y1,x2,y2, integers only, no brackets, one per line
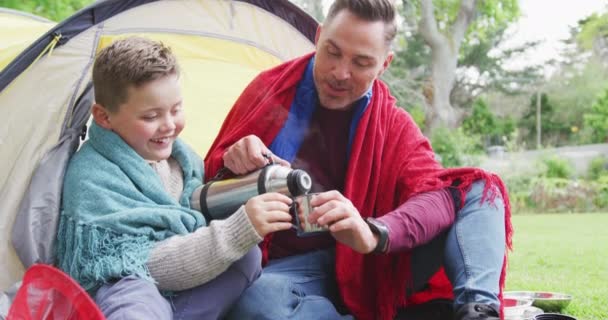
54,37,293,320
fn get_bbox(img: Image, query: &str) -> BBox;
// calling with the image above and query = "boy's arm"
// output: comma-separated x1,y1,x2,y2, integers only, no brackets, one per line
147,206,262,291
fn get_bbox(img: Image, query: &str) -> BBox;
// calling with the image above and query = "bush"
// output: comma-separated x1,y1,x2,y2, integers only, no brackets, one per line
407,105,426,132
587,155,608,180
583,88,608,143
529,178,596,213
462,98,515,147
504,173,608,213
539,156,574,179
504,175,537,212
430,127,481,168
592,175,608,208
0,0,94,21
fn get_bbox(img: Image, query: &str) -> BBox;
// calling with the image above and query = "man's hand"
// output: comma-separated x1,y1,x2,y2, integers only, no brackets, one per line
223,135,290,175
244,193,293,237
307,191,379,254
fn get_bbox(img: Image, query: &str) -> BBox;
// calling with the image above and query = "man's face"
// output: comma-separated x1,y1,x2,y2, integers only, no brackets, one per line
313,9,393,110
104,74,185,161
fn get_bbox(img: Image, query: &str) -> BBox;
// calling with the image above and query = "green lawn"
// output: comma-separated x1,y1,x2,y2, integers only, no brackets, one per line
506,213,608,320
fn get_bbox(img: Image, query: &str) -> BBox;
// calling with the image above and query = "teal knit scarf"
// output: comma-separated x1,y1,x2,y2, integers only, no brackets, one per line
55,122,206,293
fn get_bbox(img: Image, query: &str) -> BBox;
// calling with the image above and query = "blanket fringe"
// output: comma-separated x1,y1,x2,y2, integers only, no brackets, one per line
55,214,153,293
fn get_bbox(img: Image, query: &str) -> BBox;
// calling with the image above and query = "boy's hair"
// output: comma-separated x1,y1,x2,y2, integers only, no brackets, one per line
325,0,397,46
92,37,179,113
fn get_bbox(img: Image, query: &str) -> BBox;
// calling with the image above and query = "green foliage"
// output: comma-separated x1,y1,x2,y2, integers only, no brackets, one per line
504,175,537,211
393,0,529,117
584,87,608,143
539,156,574,179
593,175,608,208
506,175,608,213
0,0,93,21
406,104,426,132
410,0,520,43
544,58,608,145
502,128,526,152
290,0,324,22
519,93,571,148
577,12,608,50
587,155,608,180
462,98,515,146
430,127,481,168
502,155,608,213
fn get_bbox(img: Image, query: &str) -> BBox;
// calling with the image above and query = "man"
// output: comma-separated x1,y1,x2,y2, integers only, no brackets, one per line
205,1,512,319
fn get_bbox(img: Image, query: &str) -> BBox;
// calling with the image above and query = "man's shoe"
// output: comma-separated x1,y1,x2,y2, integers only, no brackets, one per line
455,303,499,320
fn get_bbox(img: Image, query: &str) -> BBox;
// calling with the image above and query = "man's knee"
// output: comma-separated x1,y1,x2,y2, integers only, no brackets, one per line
462,180,505,218
226,273,293,319
95,275,171,320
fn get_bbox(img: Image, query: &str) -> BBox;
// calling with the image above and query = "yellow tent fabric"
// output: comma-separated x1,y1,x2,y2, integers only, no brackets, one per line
0,9,55,72
97,34,283,155
0,0,316,290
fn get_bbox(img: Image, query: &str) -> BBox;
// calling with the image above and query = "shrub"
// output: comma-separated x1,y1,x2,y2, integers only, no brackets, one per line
504,173,608,213
593,175,608,208
430,127,481,168
529,178,596,213
583,88,608,143
587,155,608,181
407,105,426,132
539,156,574,179
462,98,515,147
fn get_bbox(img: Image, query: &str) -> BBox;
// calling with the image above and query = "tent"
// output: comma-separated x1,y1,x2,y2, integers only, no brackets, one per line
0,8,55,72
0,0,317,291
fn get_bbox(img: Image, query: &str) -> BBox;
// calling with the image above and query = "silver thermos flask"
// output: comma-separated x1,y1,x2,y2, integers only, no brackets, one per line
191,164,312,222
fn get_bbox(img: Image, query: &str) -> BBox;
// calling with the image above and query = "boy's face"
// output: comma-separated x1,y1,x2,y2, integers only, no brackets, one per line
97,74,185,161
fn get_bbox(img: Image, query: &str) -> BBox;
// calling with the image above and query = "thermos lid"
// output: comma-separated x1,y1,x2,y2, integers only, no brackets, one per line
287,169,312,196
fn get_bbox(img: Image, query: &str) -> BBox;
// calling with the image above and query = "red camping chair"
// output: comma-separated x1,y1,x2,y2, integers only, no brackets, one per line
7,264,105,320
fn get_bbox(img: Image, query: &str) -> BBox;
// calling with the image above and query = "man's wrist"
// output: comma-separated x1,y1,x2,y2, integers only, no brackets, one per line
365,217,389,254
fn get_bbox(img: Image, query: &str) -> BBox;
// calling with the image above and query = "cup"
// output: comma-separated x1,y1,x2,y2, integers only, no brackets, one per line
292,193,329,236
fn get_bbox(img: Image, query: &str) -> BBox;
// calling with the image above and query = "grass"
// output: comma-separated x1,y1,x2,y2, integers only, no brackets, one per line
506,213,608,320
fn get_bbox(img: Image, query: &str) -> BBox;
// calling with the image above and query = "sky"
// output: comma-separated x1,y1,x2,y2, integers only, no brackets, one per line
505,0,607,70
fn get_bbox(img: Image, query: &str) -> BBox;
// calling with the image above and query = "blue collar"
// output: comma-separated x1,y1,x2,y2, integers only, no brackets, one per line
270,56,373,162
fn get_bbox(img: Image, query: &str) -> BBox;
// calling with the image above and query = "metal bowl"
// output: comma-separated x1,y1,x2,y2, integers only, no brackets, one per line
535,313,577,320
505,291,572,312
504,297,534,319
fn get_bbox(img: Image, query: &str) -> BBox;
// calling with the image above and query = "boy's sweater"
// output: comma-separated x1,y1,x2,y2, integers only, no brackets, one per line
148,158,262,291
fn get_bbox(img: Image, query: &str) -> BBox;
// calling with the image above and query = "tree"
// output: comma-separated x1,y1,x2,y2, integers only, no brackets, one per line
290,0,324,22
535,14,608,146
577,12,608,63
584,88,608,143
0,0,93,21
519,93,571,148
401,0,520,131
462,98,514,147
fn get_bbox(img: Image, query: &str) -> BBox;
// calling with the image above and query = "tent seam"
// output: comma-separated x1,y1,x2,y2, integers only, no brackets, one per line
63,23,104,133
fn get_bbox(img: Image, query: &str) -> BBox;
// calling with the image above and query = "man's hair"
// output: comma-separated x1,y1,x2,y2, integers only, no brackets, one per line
325,0,397,46
92,37,179,113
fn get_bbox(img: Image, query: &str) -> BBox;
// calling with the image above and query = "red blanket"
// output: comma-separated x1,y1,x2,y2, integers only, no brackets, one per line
205,53,512,320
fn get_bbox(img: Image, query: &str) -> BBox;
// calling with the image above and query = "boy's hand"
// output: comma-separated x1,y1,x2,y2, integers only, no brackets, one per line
245,193,293,237
307,191,378,254
223,135,290,175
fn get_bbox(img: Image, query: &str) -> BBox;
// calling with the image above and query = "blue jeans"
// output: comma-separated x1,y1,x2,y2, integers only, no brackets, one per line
95,247,262,320
225,249,353,320
227,180,506,319
445,180,506,308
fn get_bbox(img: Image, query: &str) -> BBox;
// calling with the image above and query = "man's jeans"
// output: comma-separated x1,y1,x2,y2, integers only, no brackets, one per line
445,180,506,308
226,180,506,319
